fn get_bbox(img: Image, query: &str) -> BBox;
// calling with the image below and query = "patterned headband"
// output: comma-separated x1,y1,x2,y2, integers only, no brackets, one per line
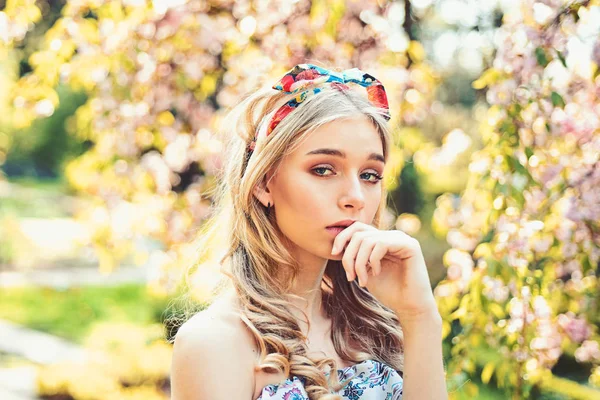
247,63,390,156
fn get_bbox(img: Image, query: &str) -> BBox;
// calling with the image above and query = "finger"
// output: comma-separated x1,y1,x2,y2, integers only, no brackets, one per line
355,237,377,287
331,221,374,255
369,242,386,276
341,231,367,282
331,222,362,255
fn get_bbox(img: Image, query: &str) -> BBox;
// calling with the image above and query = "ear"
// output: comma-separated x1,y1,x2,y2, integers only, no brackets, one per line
252,176,273,208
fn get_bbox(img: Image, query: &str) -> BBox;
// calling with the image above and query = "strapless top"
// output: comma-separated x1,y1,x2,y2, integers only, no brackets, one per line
256,359,403,399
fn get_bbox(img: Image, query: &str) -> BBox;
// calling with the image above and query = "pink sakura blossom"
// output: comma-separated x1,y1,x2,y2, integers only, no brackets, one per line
593,40,600,66
558,312,592,344
435,0,600,384
575,340,600,363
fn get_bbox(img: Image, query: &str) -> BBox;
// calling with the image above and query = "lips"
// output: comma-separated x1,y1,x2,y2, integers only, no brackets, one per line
325,226,347,237
326,219,357,229
325,220,357,238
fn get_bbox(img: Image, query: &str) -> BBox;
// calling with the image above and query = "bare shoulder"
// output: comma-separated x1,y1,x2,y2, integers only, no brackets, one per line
170,290,258,400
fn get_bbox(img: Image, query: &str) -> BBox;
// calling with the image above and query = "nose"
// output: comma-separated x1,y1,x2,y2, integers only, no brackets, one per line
339,174,365,210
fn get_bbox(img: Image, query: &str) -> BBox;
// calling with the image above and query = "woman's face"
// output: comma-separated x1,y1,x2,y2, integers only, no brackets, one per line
259,115,385,262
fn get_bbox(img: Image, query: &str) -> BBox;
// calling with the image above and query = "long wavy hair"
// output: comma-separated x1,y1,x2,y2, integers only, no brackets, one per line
175,73,405,399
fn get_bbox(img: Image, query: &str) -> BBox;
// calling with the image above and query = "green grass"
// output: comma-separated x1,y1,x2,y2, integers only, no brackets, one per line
0,195,69,218
0,178,75,263
1,177,72,218
6,176,70,192
0,283,172,344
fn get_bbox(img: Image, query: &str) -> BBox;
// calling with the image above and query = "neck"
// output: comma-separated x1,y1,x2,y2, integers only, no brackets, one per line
280,244,330,334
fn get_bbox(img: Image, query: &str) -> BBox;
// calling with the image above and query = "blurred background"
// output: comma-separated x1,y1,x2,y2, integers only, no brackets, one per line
0,0,599,399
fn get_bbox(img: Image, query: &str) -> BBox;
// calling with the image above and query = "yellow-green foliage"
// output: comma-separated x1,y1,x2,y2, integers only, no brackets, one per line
36,322,172,400
540,375,600,400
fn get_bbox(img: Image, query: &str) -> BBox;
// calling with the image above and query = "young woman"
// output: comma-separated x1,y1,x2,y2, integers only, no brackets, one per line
170,64,448,400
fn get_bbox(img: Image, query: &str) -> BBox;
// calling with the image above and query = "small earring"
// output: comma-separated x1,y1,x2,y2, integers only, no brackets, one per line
266,201,271,216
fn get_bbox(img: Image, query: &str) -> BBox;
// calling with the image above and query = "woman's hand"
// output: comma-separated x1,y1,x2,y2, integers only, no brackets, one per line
330,221,440,323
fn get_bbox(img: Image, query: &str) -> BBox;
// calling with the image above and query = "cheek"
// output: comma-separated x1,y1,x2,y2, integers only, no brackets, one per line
276,173,328,218
271,173,333,243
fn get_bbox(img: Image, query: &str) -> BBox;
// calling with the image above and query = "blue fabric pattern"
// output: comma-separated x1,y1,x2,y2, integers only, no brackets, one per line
256,359,403,400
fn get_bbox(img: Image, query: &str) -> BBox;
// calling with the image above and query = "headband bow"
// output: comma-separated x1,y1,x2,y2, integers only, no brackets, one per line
247,64,390,155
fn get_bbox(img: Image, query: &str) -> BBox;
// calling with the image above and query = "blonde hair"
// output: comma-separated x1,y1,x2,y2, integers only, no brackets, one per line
177,73,404,399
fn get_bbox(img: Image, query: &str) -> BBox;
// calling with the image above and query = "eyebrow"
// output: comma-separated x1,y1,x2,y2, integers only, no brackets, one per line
305,148,385,163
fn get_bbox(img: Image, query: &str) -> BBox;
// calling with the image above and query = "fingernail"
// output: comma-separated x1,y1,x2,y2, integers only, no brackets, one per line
346,272,351,281
331,246,337,254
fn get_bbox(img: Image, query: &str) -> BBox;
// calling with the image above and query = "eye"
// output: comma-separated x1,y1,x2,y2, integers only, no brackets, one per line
311,166,383,184
312,166,334,176
362,172,384,183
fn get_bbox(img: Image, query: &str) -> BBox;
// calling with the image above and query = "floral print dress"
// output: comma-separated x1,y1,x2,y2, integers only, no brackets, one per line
256,359,403,400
